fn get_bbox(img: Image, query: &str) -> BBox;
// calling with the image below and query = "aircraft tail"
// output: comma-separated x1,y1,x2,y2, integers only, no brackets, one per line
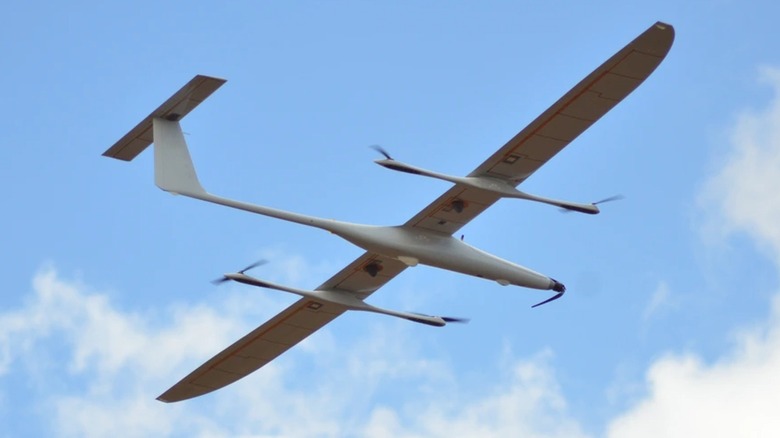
103,74,338,230
151,118,205,195
102,75,225,195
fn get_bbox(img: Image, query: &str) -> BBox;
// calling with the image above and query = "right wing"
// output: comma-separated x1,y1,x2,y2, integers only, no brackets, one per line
157,253,407,403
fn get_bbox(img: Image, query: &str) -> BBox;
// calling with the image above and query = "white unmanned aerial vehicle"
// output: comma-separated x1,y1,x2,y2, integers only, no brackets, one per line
104,22,673,402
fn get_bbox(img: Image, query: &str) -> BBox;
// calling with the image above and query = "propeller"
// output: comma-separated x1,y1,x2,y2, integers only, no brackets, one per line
370,145,394,160
211,260,268,285
409,312,470,325
442,316,471,324
531,292,564,308
593,194,625,205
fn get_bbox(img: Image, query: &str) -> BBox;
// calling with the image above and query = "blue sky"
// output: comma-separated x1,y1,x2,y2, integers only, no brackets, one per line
3,1,780,436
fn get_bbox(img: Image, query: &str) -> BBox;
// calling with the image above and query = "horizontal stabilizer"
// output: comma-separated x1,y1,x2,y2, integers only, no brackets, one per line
103,75,226,161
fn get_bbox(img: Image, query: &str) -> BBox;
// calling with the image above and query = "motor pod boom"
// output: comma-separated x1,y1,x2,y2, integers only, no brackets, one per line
223,272,467,327
372,153,605,214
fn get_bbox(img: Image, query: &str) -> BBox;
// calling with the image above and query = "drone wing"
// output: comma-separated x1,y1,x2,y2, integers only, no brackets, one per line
157,253,406,403
405,22,674,235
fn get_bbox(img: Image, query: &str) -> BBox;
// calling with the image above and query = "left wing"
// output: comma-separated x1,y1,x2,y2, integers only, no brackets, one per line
157,253,407,402
405,22,674,235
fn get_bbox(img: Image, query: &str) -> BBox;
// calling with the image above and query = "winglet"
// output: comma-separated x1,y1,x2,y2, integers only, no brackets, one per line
102,75,226,161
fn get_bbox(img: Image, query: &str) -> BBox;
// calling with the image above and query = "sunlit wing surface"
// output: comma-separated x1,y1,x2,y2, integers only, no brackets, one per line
155,22,673,402
406,22,674,235
157,253,407,402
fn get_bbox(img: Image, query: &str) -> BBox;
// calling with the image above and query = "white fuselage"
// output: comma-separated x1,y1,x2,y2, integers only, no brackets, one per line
147,118,559,293
191,191,556,291
328,222,554,290
186,192,558,290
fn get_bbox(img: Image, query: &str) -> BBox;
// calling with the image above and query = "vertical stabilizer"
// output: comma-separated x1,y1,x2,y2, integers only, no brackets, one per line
153,118,206,195
102,75,225,195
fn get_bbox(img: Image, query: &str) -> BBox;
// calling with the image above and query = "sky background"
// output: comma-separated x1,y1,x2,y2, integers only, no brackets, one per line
3,1,780,436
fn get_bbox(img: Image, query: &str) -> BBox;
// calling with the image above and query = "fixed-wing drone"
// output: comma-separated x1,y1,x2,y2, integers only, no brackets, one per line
103,22,673,402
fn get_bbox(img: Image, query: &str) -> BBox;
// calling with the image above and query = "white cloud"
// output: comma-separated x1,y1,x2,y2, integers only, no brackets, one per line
1,267,256,437
607,68,780,437
607,295,780,438
1,265,587,437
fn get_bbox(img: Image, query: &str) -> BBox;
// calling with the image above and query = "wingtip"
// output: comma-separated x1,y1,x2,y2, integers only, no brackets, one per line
654,21,675,40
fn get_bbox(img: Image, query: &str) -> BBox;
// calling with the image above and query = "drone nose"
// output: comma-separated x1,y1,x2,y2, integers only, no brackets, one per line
551,279,566,293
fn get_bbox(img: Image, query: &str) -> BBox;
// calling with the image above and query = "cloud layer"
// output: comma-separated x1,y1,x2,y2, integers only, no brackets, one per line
1,266,587,437
607,68,780,437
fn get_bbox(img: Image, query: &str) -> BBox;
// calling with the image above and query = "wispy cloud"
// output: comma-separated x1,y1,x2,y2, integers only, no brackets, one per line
700,67,780,264
358,350,588,438
642,281,675,322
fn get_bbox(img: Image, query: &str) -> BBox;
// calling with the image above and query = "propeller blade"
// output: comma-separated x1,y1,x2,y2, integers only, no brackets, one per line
239,260,267,274
370,144,393,160
211,276,231,285
212,260,268,285
442,316,470,324
531,292,564,308
593,194,625,205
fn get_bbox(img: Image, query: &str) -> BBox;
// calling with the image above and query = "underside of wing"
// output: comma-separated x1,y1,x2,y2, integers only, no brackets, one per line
157,297,346,403
317,252,409,299
103,75,226,162
405,185,502,235
405,22,674,235
157,253,407,402
471,22,674,183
